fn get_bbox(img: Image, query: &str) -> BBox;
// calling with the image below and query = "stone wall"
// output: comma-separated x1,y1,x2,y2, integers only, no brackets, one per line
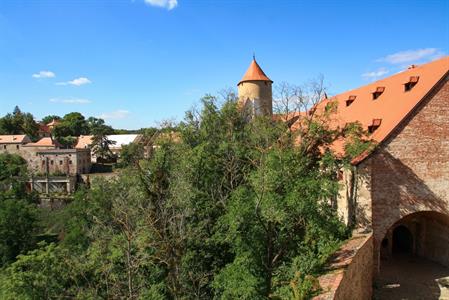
314,233,373,300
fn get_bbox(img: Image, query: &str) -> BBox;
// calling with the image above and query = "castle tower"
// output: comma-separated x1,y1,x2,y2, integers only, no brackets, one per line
237,57,273,117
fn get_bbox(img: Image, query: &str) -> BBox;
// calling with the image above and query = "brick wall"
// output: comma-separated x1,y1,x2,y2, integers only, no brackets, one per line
314,233,373,300
361,74,449,271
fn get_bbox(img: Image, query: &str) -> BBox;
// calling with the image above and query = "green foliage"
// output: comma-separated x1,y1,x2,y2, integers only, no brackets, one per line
119,142,144,167
0,153,39,268
91,134,116,161
343,122,376,164
41,115,61,125
0,107,39,139
87,117,114,136
53,112,89,145
0,153,36,202
0,92,367,299
0,199,38,267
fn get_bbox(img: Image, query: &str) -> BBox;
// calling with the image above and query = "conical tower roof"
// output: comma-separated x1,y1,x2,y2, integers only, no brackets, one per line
238,58,273,85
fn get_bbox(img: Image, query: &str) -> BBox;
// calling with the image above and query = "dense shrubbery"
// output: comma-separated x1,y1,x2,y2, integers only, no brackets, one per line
0,95,371,299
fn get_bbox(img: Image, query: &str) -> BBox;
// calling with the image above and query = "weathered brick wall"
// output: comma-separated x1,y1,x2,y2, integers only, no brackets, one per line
314,233,373,300
364,74,449,271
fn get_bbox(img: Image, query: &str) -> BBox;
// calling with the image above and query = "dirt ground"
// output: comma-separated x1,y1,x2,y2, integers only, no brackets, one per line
374,255,449,300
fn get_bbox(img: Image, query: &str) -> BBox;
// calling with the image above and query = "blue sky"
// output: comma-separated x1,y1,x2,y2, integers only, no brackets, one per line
0,0,448,129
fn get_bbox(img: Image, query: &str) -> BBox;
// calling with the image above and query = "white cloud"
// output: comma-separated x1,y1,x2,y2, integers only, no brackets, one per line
56,77,92,86
49,98,91,104
144,0,178,10
32,70,55,79
98,110,130,120
362,68,389,80
377,48,445,65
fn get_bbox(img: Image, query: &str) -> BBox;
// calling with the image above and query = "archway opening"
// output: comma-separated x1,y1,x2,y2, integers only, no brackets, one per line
392,225,413,254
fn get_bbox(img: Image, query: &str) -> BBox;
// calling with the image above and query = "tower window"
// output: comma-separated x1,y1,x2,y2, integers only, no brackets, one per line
346,95,357,107
368,119,382,133
372,87,385,100
404,76,419,92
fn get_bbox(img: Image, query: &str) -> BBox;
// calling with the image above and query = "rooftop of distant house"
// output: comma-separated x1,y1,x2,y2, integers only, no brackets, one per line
0,135,31,144
23,137,62,148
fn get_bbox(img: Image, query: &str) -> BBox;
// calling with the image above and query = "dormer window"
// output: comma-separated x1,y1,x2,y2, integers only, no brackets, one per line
346,95,357,107
372,87,385,100
404,76,419,92
368,119,382,133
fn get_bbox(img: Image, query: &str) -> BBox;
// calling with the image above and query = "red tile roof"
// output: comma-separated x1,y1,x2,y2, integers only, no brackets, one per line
309,56,449,163
238,59,273,85
0,135,30,144
75,135,93,149
24,137,62,148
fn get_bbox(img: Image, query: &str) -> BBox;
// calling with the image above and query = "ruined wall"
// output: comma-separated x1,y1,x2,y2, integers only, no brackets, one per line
314,233,373,300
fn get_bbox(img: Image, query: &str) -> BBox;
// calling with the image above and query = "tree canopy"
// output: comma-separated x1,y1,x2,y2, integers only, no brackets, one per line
0,107,39,139
0,89,370,299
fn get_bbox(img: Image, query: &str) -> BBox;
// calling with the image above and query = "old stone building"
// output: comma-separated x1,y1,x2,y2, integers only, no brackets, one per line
237,56,449,283
1,135,91,194
320,56,449,275
0,134,31,152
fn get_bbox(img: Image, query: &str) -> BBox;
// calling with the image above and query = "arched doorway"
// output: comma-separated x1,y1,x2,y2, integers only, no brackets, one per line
392,225,413,254
375,211,449,299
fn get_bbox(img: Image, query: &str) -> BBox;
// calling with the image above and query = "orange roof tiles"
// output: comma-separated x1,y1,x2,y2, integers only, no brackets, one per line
306,56,449,163
238,59,273,85
75,135,93,149
0,135,30,144
24,137,62,148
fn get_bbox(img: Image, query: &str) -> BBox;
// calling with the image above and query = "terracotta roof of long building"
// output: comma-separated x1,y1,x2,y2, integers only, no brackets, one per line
0,135,30,144
238,58,273,85
24,137,62,148
308,56,449,163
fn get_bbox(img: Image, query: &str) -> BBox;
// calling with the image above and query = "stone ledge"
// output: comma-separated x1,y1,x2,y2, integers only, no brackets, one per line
313,233,373,300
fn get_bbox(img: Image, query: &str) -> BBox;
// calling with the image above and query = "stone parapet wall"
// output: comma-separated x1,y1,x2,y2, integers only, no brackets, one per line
314,233,373,300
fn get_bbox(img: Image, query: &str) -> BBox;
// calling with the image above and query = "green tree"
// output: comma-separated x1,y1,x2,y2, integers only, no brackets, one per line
0,153,39,267
87,117,114,135
41,115,61,124
0,107,39,139
119,142,144,167
0,153,35,201
0,88,369,299
0,199,38,267
53,112,89,147
91,132,116,162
